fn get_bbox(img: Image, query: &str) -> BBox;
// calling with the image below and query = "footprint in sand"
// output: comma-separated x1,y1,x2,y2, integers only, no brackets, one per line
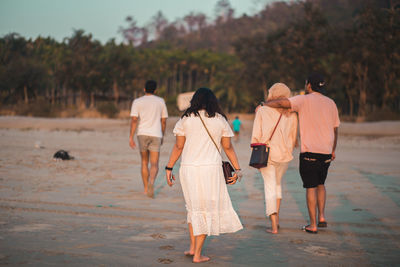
74,243,104,249
10,224,52,232
158,258,173,264
300,245,333,257
290,239,304,244
151,233,166,239
159,245,174,250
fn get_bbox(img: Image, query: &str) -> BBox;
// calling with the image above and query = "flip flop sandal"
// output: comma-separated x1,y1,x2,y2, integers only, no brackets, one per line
318,221,328,228
302,225,318,234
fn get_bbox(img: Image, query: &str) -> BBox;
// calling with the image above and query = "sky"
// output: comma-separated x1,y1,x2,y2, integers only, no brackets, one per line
0,0,278,44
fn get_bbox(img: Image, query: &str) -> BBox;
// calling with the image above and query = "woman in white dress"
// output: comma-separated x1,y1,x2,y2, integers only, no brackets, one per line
252,83,298,234
165,88,243,263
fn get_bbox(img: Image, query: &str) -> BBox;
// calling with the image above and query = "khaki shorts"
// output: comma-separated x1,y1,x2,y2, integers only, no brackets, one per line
137,135,162,152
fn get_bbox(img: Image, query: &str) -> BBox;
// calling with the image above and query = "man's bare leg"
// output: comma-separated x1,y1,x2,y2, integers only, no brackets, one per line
140,151,149,194
147,151,159,198
149,151,160,184
317,185,326,223
305,187,318,231
184,223,195,256
192,234,209,263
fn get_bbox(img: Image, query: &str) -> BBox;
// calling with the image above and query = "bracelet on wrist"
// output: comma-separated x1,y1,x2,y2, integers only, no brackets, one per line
165,166,173,171
235,169,243,180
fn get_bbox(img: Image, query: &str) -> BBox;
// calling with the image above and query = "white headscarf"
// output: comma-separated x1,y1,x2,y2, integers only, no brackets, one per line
267,83,291,100
267,83,292,115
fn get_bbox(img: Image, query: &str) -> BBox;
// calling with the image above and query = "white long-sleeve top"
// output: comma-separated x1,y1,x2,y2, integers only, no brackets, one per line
251,106,298,163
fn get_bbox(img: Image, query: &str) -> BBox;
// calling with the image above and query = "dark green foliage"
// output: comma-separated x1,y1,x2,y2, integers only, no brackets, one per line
17,98,60,117
0,0,398,120
165,96,181,117
366,110,400,122
234,0,400,118
97,102,120,118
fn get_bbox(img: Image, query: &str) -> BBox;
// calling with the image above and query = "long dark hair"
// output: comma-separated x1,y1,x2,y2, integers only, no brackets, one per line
182,87,227,120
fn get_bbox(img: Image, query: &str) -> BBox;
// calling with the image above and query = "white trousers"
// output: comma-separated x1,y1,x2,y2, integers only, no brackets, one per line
259,161,289,216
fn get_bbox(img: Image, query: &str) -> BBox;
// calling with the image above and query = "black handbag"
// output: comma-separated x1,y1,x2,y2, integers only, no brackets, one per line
249,113,282,169
199,115,235,184
222,161,235,183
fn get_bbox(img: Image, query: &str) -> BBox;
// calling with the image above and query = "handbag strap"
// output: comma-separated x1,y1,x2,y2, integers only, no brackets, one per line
199,113,223,157
266,113,283,144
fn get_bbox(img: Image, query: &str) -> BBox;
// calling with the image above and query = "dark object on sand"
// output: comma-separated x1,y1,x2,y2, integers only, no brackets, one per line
53,150,74,160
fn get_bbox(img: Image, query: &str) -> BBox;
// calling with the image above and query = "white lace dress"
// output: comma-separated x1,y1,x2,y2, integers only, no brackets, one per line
173,111,243,236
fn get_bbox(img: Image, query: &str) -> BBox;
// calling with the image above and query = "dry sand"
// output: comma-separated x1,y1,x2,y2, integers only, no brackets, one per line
0,116,399,266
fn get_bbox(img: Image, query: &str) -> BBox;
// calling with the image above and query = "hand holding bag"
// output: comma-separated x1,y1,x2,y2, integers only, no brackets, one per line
199,115,236,184
249,113,282,169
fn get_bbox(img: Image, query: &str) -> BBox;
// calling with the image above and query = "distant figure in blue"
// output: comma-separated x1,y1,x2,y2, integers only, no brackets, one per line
232,116,242,142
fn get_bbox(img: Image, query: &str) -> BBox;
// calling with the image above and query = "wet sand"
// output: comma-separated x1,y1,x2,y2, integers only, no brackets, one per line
0,116,399,266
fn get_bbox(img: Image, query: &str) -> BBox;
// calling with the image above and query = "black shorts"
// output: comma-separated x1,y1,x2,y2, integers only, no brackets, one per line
299,152,332,188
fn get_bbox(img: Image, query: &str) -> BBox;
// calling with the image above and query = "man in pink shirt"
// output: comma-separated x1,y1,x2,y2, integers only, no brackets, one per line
265,73,339,234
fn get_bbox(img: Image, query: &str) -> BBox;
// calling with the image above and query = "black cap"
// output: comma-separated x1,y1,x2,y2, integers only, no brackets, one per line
306,73,325,94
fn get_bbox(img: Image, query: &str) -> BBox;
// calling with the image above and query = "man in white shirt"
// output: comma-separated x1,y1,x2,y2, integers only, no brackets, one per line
129,80,168,198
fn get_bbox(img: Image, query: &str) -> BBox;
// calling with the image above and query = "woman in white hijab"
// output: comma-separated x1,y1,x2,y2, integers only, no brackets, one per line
251,83,298,234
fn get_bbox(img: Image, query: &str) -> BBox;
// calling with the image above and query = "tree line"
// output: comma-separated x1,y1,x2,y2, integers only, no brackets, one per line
0,0,399,119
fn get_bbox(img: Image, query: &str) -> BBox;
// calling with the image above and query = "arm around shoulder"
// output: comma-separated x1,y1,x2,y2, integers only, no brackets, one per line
265,98,291,109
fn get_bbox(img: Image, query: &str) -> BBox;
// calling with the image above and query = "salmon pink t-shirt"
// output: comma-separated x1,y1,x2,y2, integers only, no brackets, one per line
289,92,340,154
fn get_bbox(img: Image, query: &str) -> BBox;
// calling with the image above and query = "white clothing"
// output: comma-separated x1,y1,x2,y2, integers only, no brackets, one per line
259,161,289,216
174,111,234,166
251,107,297,217
130,95,168,138
173,111,243,236
251,106,298,162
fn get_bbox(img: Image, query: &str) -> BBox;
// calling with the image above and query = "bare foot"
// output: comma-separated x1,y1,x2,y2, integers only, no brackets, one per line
266,229,278,234
184,250,194,256
193,255,210,263
147,183,154,198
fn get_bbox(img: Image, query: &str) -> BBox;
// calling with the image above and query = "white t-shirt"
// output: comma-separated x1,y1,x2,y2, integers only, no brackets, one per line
130,94,168,138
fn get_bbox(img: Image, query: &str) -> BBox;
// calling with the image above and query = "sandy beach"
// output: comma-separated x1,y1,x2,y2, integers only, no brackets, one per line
0,116,399,266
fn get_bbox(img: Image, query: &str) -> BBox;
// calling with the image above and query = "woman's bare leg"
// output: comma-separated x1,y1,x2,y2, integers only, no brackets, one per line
192,234,209,263
277,198,281,227
267,213,278,234
275,162,288,229
184,223,195,256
